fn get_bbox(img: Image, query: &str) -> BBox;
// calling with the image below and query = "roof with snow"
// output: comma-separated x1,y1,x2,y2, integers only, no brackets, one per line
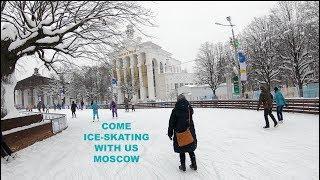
14,68,63,90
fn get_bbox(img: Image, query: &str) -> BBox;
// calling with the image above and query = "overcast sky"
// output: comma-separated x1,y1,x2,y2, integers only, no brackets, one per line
142,1,277,72
16,1,277,81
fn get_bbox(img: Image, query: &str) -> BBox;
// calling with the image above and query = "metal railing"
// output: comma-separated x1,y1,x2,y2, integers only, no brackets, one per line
20,111,68,134
41,113,68,134
117,99,319,114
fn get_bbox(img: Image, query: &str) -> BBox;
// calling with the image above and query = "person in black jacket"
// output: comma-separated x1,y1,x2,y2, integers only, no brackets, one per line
80,100,84,110
71,101,77,118
168,94,197,171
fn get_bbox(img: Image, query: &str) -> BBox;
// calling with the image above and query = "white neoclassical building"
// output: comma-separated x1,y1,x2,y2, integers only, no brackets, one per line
112,25,196,103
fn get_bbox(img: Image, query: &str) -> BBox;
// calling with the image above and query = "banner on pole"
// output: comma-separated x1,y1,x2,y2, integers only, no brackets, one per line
240,73,247,81
238,52,247,81
111,78,117,87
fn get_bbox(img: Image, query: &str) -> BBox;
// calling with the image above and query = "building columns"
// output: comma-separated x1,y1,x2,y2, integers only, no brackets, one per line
137,53,147,101
130,55,138,101
114,52,159,102
21,89,24,108
116,68,123,104
146,63,155,100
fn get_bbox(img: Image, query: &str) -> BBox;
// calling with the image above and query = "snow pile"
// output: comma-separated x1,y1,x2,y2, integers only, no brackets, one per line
1,109,318,179
1,73,20,120
2,120,51,135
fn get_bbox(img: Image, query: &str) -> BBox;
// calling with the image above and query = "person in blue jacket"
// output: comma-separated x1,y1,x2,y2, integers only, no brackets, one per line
274,87,287,123
91,100,99,122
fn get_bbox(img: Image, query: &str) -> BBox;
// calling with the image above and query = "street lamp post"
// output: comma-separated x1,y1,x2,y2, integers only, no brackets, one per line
215,16,244,99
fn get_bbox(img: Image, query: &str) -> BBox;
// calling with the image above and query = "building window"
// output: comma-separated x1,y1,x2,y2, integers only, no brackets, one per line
180,83,183,87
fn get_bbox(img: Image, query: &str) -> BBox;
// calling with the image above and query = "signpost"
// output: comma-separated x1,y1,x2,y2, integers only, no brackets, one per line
233,76,240,94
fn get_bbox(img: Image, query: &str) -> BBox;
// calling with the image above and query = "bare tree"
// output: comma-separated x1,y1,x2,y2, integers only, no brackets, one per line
269,1,319,97
1,1,154,117
68,65,112,104
241,16,283,91
194,42,224,98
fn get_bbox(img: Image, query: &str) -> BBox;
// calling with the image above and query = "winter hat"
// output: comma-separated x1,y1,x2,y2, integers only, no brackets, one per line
260,85,267,92
177,94,186,101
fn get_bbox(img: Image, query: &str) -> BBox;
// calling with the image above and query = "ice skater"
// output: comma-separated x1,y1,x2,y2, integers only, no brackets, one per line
257,85,278,128
168,94,197,172
131,99,135,112
109,99,118,118
124,97,129,112
45,104,49,113
80,100,84,110
274,87,287,123
71,101,77,118
42,102,45,112
37,101,42,112
91,100,99,121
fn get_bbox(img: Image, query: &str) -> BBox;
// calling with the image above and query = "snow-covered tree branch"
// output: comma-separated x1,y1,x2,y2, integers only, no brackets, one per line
1,1,154,118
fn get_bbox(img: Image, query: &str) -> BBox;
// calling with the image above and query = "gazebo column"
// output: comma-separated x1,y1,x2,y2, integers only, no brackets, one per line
21,89,25,108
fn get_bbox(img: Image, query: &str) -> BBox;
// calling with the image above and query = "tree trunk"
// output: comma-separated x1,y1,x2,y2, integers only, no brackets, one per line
211,88,216,100
1,41,20,119
298,82,304,98
1,39,18,79
293,52,304,98
1,73,19,119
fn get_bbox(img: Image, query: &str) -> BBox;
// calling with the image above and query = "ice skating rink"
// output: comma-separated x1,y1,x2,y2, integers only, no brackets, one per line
1,108,319,180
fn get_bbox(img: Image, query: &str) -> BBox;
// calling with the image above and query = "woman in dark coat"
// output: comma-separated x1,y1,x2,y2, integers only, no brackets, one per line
168,94,197,171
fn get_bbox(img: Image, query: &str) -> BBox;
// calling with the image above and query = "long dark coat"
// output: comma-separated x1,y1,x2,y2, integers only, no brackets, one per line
258,87,274,109
168,99,197,153
71,103,77,112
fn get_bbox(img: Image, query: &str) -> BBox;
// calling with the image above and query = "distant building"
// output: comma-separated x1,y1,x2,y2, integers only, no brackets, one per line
14,68,70,109
112,25,196,103
178,83,228,101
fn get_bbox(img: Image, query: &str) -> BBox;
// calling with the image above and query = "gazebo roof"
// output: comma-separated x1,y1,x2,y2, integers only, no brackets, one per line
14,68,60,90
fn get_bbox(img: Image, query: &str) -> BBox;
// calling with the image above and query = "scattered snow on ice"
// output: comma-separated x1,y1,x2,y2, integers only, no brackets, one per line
1,108,318,180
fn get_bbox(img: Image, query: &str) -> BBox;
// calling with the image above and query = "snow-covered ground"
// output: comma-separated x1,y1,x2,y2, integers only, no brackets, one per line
1,108,319,180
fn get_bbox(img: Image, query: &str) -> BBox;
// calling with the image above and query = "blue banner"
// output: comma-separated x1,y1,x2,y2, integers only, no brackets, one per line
238,52,246,63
